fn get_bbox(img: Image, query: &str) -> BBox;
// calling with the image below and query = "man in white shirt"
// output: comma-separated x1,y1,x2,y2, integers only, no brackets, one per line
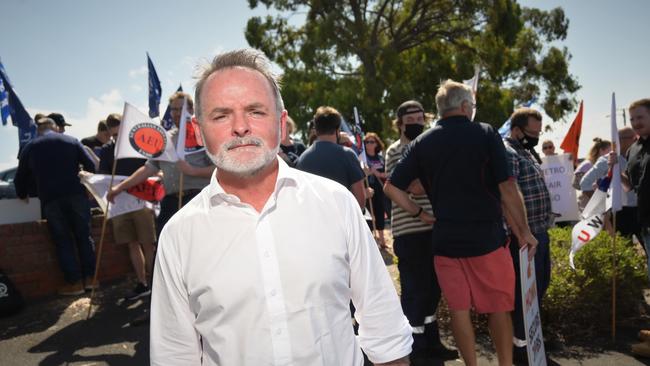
149,48,412,366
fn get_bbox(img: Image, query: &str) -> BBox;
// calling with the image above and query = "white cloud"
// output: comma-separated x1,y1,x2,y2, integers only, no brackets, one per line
128,65,147,78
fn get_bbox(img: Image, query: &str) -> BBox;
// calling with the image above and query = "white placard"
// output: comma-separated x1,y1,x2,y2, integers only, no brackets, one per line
541,153,579,222
519,246,547,366
0,197,41,225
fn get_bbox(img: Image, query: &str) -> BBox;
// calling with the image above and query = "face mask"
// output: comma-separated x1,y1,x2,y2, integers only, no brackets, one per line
404,124,424,141
519,133,539,149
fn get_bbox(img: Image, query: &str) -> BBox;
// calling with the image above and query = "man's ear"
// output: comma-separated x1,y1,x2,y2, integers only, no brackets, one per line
279,110,288,140
191,116,204,146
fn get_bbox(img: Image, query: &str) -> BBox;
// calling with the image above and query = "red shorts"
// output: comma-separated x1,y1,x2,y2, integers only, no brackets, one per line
434,246,515,313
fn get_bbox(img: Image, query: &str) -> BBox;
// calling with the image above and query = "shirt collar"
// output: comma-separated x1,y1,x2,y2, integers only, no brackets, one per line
207,156,300,208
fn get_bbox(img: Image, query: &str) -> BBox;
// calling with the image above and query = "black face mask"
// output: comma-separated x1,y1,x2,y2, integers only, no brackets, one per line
404,124,424,141
519,133,539,149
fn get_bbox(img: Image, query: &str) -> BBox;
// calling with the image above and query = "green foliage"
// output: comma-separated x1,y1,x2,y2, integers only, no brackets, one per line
246,0,580,139
543,227,647,340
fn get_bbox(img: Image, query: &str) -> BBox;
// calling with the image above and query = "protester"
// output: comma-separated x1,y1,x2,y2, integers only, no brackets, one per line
581,127,641,244
278,115,306,167
106,91,214,238
383,100,457,362
296,106,366,209
98,113,156,300
624,98,650,357
47,112,71,133
81,120,111,154
363,132,388,248
541,139,557,157
385,80,538,366
504,107,553,362
14,117,97,296
573,138,612,211
150,48,412,366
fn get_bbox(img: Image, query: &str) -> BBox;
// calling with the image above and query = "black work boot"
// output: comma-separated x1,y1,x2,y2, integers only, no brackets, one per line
424,322,459,360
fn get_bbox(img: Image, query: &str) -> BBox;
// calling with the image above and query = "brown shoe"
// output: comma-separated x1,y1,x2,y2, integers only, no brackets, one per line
632,341,650,358
58,281,85,296
639,330,650,342
84,276,100,291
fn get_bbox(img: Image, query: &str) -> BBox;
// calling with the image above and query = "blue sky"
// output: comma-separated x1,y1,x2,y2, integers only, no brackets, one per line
1,0,648,170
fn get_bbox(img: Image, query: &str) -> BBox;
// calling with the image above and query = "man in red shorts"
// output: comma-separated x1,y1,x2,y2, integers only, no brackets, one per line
385,79,537,366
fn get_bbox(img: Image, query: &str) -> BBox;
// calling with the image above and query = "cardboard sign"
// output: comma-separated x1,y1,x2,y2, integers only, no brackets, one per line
541,154,579,222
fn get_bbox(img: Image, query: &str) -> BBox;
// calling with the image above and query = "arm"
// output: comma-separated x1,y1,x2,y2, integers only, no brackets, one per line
350,179,367,209
150,227,202,365
78,141,96,173
384,181,434,225
177,159,215,178
499,179,538,257
343,189,412,364
579,156,608,191
14,150,31,200
107,164,158,203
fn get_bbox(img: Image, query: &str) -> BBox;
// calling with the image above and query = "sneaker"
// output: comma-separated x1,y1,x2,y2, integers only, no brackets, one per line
84,276,100,291
126,283,151,300
58,281,85,296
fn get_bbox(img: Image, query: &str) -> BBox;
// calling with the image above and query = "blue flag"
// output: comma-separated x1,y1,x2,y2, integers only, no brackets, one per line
0,60,36,152
161,84,183,130
0,63,10,126
498,97,538,137
147,52,162,118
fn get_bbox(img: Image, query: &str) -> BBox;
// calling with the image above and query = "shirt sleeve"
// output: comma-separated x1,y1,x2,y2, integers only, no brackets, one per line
504,146,519,179
579,156,608,191
345,149,366,185
150,226,203,365
487,127,509,183
78,140,96,173
342,189,412,363
14,146,31,199
388,142,418,191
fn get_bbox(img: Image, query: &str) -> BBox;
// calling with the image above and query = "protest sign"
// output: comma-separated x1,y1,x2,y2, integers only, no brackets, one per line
541,153,578,222
519,246,547,366
81,174,148,219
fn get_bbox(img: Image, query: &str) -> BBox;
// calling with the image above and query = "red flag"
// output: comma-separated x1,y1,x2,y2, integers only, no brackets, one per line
560,100,584,162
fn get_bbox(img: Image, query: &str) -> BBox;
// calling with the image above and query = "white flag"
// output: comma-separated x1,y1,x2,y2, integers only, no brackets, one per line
114,102,178,162
463,65,480,120
607,92,622,212
569,213,605,269
80,173,147,219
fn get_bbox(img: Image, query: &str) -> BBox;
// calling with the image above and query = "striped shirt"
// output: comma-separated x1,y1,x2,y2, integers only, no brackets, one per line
385,140,433,238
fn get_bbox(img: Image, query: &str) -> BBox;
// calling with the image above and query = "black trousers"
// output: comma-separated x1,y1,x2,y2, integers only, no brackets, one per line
393,230,441,326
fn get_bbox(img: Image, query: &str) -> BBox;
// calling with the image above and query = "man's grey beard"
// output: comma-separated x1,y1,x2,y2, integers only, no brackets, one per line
206,136,280,177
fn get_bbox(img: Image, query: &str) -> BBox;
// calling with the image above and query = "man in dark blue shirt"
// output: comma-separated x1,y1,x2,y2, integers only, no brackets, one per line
385,80,537,366
296,106,366,209
15,117,97,296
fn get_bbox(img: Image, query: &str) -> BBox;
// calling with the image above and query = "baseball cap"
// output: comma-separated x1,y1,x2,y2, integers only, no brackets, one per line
396,100,424,118
47,113,71,127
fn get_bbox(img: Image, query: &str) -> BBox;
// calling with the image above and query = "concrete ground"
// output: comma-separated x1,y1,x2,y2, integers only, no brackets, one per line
2,277,650,365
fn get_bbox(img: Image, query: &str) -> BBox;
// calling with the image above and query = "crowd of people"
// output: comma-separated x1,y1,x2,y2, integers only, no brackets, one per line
10,47,650,365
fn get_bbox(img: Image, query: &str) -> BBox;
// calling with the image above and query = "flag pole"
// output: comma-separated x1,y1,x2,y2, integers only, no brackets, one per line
611,211,618,342
86,157,118,320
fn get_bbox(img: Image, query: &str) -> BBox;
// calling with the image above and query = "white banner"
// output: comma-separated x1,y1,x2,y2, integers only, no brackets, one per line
80,173,147,219
540,154,579,222
114,102,178,162
519,246,547,366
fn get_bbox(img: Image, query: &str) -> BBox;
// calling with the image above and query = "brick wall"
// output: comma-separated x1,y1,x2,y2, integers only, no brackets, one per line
0,215,133,300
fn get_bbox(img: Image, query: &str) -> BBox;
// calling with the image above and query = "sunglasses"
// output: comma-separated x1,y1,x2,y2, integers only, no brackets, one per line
364,140,377,145
542,145,553,150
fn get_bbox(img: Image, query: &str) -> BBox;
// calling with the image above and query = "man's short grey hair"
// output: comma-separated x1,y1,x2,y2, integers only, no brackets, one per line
194,48,284,122
435,79,473,117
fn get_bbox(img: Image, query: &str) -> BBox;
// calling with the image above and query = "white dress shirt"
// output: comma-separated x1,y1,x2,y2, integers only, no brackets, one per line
150,158,412,365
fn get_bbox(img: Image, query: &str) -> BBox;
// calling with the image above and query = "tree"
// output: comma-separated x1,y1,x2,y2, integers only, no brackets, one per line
246,0,580,139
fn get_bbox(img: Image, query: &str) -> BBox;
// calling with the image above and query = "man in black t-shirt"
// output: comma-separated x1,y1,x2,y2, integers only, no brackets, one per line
385,80,537,366
81,120,111,155
296,106,366,209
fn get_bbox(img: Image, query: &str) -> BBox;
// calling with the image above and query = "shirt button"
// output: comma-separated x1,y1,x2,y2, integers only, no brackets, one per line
270,289,277,297
264,251,270,258
275,328,282,335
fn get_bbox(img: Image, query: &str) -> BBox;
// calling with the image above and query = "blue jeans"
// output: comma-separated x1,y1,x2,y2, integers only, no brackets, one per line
43,194,96,284
510,230,551,343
